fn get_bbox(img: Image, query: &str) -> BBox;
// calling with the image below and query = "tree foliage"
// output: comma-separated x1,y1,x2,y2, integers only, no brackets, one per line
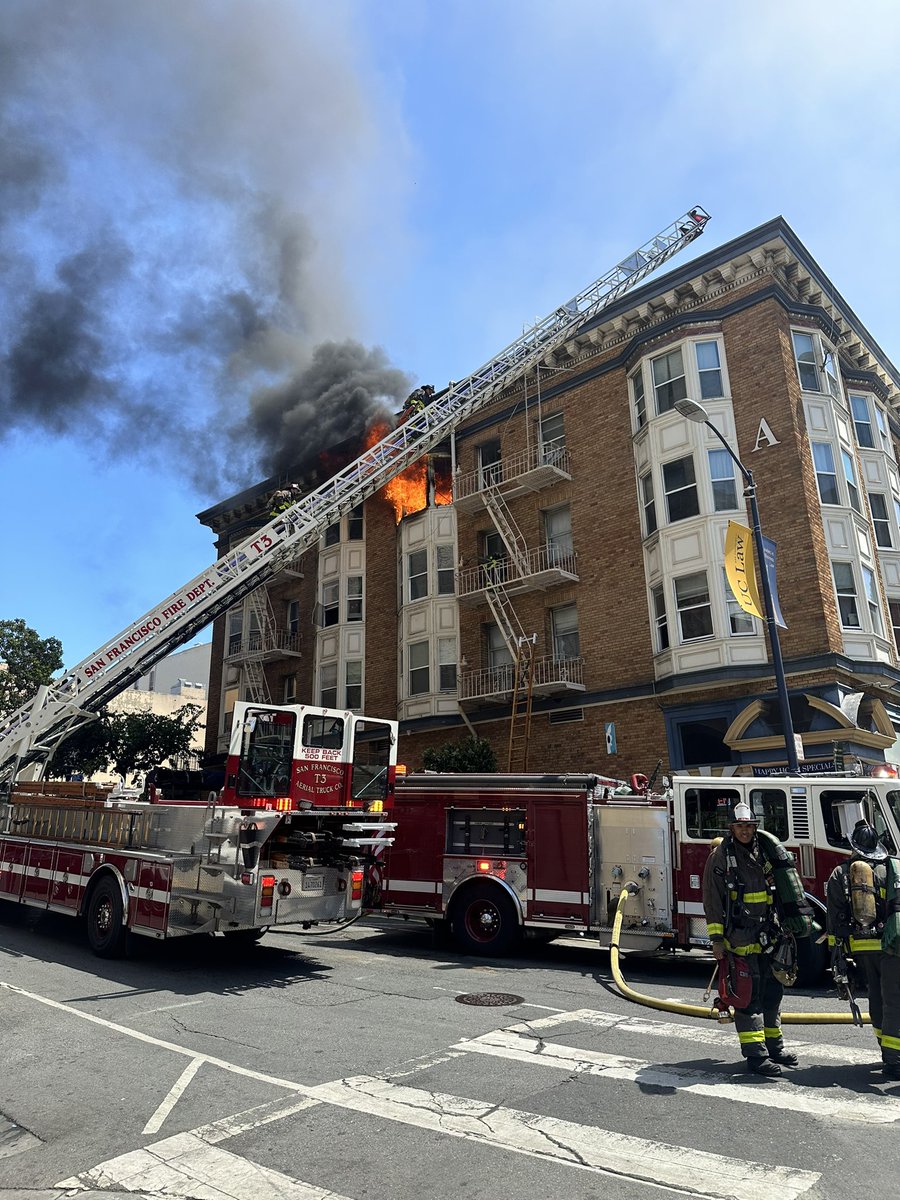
0,619,64,720
421,736,498,773
48,704,204,781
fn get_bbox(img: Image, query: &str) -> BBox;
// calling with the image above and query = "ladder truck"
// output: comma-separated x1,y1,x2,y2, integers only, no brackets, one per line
0,207,710,956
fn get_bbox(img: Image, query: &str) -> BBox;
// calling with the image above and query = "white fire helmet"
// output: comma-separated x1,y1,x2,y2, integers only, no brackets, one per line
730,800,758,825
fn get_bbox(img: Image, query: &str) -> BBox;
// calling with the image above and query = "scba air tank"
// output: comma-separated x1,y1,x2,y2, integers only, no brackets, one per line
850,860,878,928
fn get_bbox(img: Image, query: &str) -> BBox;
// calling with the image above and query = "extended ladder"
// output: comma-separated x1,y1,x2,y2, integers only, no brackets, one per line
0,208,710,778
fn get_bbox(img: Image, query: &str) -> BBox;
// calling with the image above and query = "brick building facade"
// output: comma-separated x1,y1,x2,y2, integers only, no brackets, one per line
199,217,900,781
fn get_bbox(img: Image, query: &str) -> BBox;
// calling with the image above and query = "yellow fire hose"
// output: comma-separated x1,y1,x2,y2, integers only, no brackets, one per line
609,884,870,1025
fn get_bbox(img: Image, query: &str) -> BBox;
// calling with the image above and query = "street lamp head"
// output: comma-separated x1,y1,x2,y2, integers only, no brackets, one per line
674,397,710,423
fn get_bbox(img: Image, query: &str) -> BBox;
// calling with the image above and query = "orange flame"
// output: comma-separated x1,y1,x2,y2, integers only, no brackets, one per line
363,421,452,523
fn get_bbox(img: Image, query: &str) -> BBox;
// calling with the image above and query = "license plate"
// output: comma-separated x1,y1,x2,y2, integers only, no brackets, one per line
301,873,325,894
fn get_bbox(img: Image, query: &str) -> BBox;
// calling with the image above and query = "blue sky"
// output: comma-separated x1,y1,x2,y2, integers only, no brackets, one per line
2,0,899,670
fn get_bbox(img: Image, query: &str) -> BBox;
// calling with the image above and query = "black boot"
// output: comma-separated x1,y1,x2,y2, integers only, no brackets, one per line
883,1063,900,1081
747,1057,782,1077
769,1050,799,1066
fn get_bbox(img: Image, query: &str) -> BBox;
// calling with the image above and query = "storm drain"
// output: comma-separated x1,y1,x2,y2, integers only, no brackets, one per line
455,992,524,1007
0,1114,41,1159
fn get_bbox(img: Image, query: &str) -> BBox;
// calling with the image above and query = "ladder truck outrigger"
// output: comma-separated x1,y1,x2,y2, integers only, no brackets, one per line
0,208,710,957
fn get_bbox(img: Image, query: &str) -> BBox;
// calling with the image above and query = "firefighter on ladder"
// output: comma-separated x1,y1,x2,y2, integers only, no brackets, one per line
702,799,802,1076
826,817,900,1080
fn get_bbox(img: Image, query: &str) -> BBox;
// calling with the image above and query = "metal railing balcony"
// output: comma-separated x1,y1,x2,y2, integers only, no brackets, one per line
225,630,302,662
454,442,572,512
458,654,584,703
457,544,578,601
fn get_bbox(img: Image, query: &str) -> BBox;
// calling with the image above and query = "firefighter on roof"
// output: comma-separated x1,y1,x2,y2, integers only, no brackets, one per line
826,817,900,1080
702,798,813,1076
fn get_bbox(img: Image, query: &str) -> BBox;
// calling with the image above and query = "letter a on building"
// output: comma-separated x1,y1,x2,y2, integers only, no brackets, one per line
724,521,764,619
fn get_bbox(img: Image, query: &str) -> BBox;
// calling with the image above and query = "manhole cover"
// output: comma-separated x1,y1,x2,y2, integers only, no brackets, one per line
455,991,524,1007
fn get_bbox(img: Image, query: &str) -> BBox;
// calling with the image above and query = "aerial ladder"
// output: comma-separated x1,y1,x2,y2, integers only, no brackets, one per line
0,207,710,783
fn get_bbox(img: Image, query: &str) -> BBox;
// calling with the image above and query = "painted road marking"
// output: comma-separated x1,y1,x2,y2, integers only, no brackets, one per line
309,1075,820,1200
142,1057,204,1135
457,1028,898,1122
131,998,206,1017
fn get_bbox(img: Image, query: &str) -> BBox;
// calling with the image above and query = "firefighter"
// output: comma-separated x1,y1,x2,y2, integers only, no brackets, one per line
826,819,900,1080
702,799,802,1076
270,483,301,518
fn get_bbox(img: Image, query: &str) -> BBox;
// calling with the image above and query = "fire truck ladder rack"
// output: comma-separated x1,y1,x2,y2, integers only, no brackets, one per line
0,207,709,780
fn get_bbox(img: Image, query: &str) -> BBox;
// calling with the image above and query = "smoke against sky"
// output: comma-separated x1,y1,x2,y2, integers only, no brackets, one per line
0,0,412,493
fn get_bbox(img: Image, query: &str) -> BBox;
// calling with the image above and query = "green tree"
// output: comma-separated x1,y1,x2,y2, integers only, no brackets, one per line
0,619,64,720
48,704,204,782
422,736,497,773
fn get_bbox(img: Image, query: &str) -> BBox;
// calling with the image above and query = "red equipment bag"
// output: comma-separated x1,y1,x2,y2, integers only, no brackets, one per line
714,953,752,1013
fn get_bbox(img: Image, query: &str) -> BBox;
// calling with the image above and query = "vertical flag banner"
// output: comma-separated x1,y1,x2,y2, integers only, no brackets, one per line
724,521,764,619
761,535,787,629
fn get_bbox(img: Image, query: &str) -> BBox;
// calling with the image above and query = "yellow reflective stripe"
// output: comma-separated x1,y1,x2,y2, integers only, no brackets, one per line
828,934,836,946
726,940,762,955
706,923,724,936
882,1034,900,1051
729,890,737,900
738,1030,766,1044
849,938,882,952
874,1028,883,1042
764,1027,782,1039
880,888,887,899
743,892,769,904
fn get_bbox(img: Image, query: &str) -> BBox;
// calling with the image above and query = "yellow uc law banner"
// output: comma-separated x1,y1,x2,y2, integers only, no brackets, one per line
724,521,764,620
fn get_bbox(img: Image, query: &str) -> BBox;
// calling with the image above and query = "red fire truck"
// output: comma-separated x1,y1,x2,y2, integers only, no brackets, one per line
0,702,396,955
378,770,900,977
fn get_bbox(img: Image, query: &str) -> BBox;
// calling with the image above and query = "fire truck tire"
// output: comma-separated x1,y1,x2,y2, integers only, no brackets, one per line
450,883,520,956
223,928,267,945
85,876,128,958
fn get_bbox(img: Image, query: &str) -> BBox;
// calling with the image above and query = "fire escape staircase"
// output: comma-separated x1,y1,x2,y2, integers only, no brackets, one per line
242,589,276,704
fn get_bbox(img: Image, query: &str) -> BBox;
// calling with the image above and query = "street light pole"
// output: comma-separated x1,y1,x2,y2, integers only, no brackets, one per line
674,398,799,774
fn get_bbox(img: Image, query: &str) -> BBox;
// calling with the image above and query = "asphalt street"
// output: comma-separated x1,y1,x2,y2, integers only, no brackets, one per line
0,904,894,1200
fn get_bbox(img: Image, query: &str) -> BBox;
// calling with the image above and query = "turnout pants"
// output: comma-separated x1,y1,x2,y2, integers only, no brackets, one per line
858,951,900,1067
734,953,785,1060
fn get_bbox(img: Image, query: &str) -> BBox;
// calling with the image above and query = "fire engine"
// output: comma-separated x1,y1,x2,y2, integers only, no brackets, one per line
0,208,709,956
378,769,900,978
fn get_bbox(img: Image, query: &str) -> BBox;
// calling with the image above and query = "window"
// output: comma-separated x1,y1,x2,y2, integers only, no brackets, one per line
408,549,428,601
832,561,860,628
723,569,754,635
822,344,841,398
347,576,363,621
708,448,738,511
551,604,580,659
652,347,687,415
651,584,669,651
348,504,364,540
237,709,295,799
324,523,340,546
286,599,301,636
304,714,344,749
631,369,647,429
477,438,502,488
850,394,875,448
228,608,243,656
282,673,297,703
812,442,840,505
675,571,713,640
684,787,788,841
695,341,723,400
792,331,820,392
437,545,455,594
889,599,900,653
841,448,860,513
544,504,573,564
345,660,362,709
870,493,893,548
663,455,699,522
862,566,883,635
408,640,429,695
319,662,338,708
321,581,339,627
640,472,657,536
487,623,513,668
876,407,893,455
438,637,457,690
540,412,566,463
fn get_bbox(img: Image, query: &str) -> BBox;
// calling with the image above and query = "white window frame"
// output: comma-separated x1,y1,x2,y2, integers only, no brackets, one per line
408,640,430,695
792,329,840,398
551,603,580,660
832,561,861,629
674,571,713,642
540,412,566,463
651,346,687,415
812,442,840,506
347,504,364,540
695,340,724,400
487,623,512,668
862,566,883,635
889,597,900,654
321,581,339,627
631,368,647,430
436,544,455,594
319,661,338,708
708,448,738,512
347,575,363,622
345,660,362,709
850,394,876,449
407,549,428,601
640,471,657,537
841,448,861,513
544,503,573,564
663,454,699,523
651,583,669,652
869,492,893,548
722,568,754,636
438,637,457,691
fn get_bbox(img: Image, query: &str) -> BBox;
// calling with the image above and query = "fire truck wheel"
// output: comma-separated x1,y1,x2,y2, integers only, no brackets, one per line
451,883,519,956
85,876,128,958
223,928,267,945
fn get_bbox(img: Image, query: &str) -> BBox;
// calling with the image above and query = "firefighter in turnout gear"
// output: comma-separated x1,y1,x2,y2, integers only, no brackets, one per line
826,818,900,1080
702,799,805,1076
